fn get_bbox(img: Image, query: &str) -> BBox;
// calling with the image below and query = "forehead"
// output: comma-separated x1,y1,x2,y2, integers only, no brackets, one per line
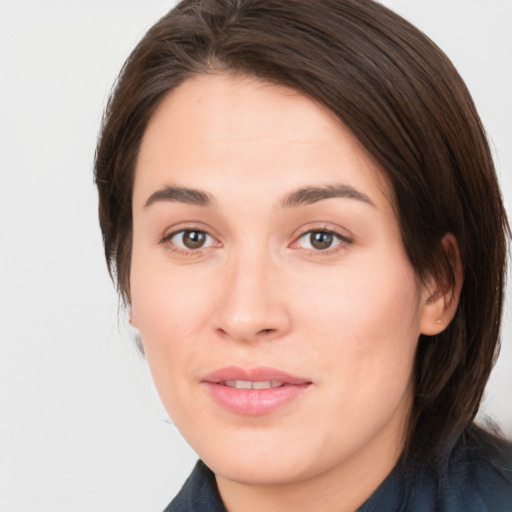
147,74,344,140
134,73,393,209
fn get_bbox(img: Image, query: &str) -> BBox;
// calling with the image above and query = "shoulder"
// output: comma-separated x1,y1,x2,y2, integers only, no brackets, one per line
446,424,512,510
360,424,512,512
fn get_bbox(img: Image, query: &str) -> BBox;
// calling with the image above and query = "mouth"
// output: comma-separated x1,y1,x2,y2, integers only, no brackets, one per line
222,380,284,389
201,366,313,415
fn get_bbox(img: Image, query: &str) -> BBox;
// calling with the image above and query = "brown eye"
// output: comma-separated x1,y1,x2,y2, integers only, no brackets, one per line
165,229,216,251
309,231,334,250
182,230,206,249
294,229,348,253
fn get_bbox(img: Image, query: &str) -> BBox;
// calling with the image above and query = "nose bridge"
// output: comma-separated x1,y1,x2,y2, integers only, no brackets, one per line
214,242,290,341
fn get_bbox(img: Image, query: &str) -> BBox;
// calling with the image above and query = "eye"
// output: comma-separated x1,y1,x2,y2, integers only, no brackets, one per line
294,230,347,252
164,229,217,251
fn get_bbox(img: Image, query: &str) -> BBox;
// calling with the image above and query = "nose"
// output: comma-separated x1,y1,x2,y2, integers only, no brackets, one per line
212,251,292,343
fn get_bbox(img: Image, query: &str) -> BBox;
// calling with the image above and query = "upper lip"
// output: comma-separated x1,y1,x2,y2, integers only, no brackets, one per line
202,366,312,385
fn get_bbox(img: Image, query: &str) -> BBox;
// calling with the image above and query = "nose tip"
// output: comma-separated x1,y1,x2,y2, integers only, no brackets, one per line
212,259,291,343
214,296,291,342
216,320,282,343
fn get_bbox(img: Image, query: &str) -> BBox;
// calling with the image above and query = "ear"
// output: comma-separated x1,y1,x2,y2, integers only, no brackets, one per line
128,306,138,329
419,234,463,336
128,306,145,355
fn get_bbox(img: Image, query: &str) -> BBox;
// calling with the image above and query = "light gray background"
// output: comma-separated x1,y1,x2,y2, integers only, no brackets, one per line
0,1,510,511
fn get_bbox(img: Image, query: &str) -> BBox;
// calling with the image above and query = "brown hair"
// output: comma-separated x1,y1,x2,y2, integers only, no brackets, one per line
94,0,509,462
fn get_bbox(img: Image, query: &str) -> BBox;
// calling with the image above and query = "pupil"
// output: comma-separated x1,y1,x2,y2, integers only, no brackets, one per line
183,231,206,249
310,231,333,250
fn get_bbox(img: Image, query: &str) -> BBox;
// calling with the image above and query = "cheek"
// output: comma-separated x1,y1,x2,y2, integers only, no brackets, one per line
289,260,421,459
296,254,420,334
130,251,198,359
129,272,207,427
295,255,422,396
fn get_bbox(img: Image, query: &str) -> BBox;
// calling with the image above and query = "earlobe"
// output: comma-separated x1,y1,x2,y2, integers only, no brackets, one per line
419,234,463,336
129,306,138,329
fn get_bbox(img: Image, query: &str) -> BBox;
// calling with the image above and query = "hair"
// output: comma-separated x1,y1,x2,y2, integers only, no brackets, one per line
94,0,509,463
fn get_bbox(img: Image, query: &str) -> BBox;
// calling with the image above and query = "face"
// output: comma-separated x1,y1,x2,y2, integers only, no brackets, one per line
130,74,433,488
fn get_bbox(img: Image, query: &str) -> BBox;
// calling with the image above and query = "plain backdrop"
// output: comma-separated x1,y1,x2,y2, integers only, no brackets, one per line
0,1,510,511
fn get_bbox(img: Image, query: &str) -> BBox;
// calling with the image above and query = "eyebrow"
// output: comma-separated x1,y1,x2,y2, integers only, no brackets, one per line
143,183,375,209
144,186,215,208
282,184,375,208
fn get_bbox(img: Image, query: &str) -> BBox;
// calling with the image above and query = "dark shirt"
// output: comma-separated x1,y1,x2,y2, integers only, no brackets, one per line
164,427,512,511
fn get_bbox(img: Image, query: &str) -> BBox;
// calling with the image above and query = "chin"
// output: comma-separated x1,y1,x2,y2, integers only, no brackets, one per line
193,430,330,487
206,454,312,487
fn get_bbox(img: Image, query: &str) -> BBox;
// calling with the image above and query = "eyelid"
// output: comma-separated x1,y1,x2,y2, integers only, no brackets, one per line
159,221,218,242
157,222,352,256
290,225,353,254
159,224,222,255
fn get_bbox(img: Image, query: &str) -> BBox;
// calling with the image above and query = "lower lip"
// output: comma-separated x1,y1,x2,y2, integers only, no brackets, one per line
204,382,311,415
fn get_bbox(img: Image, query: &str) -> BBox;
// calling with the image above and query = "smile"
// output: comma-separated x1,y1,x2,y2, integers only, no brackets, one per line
202,366,312,415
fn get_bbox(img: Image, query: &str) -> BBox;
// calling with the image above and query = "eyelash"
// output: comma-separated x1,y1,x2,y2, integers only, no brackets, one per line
291,227,352,256
159,227,219,257
159,226,352,257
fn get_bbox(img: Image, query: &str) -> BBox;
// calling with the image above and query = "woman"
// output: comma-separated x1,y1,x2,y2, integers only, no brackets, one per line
94,0,512,510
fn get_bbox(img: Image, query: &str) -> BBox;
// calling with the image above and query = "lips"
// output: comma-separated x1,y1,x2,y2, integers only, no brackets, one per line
202,366,312,415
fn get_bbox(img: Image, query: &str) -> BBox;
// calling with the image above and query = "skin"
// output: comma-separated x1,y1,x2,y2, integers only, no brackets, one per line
130,74,458,512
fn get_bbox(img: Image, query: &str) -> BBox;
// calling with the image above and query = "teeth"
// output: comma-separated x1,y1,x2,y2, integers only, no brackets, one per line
223,380,283,389
226,380,252,389
252,381,273,390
